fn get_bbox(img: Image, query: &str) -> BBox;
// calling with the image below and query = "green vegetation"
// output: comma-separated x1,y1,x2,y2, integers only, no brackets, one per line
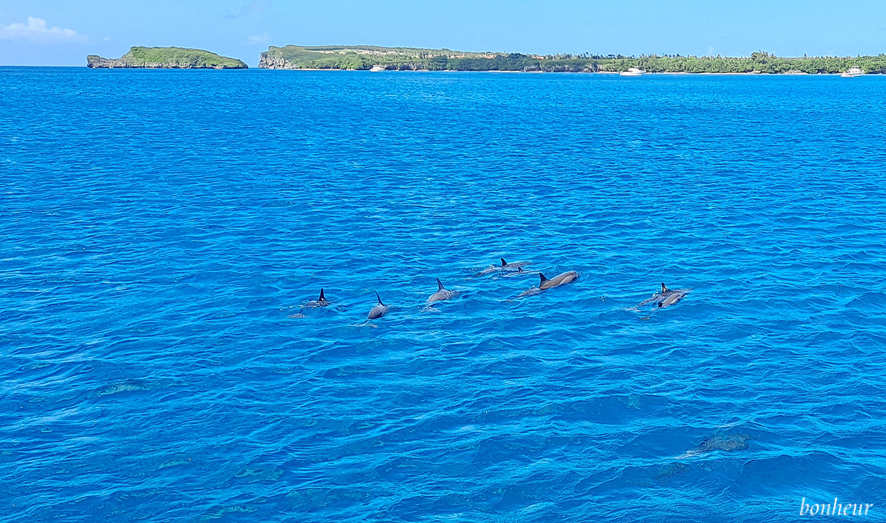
259,45,497,70
259,45,886,74
600,52,886,74
87,47,248,69
123,47,247,68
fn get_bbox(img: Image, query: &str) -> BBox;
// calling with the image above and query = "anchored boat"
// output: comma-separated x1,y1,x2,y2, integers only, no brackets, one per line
620,67,645,76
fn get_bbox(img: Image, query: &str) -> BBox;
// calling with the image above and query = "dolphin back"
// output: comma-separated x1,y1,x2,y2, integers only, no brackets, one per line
658,291,686,308
539,271,577,290
369,291,388,319
368,303,388,319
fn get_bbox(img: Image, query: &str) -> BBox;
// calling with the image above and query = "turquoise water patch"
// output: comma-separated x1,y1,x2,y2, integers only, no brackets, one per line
1,68,885,521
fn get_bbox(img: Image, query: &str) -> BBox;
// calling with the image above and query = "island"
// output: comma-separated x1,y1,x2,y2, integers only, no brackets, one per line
87,47,248,69
259,45,886,74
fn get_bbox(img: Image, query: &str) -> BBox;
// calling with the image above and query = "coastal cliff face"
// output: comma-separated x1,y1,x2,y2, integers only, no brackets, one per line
257,52,293,70
86,56,125,68
87,47,248,69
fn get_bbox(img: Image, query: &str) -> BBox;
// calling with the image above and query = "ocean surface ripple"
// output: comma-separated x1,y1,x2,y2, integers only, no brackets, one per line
1,68,885,522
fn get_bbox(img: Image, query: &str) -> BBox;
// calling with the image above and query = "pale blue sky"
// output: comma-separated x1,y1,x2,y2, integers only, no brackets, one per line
1,0,885,66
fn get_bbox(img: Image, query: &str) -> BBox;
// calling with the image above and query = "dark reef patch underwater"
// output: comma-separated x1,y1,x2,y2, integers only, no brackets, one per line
2,68,885,522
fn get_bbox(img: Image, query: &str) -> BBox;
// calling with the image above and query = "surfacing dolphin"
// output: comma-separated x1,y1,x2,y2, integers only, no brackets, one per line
499,258,529,270
635,283,689,309
538,271,579,290
675,434,750,459
501,267,527,278
476,258,530,276
368,291,389,320
427,278,456,303
302,289,330,308
519,270,579,296
289,289,331,318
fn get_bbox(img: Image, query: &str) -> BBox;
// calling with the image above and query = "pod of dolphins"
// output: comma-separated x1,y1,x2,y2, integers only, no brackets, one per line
295,258,689,320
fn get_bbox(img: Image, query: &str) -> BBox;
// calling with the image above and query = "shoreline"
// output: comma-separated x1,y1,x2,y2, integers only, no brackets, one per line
260,68,870,76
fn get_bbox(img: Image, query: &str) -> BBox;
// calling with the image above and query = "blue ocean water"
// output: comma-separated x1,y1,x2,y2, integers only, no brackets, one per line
2,67,886,522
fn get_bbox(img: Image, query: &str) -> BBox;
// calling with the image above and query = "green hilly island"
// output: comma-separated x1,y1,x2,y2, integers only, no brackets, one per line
87,47,248,69
259,45,886,74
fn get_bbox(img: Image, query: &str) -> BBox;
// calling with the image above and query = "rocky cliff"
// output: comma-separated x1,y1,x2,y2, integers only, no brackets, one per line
257,52,293,70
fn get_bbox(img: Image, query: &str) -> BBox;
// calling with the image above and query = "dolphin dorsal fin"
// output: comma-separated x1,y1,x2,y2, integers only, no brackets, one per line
501,258,507,267
375,291,384,305
436,277,445,290
661,283,669,294
319,288,326,301
539,273,549,285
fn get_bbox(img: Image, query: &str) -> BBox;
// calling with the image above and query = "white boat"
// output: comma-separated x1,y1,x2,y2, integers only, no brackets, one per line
370,65,386,72
841,66,863,78
620,67,645,76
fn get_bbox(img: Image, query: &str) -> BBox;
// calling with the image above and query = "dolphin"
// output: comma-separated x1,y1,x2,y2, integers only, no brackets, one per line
303,288,330,308
427,278,456,303
676,434,750,459
499,258,529,270
289,288,331,317
538,271,579,290
635,283,689,309
501,267,527,278
476,258,530,276
368,291,389,320
657,283,687,308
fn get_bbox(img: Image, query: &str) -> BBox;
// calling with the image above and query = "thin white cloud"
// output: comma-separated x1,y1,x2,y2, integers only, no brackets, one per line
248,33,270,44
0,17,87,42
227,0,271,19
